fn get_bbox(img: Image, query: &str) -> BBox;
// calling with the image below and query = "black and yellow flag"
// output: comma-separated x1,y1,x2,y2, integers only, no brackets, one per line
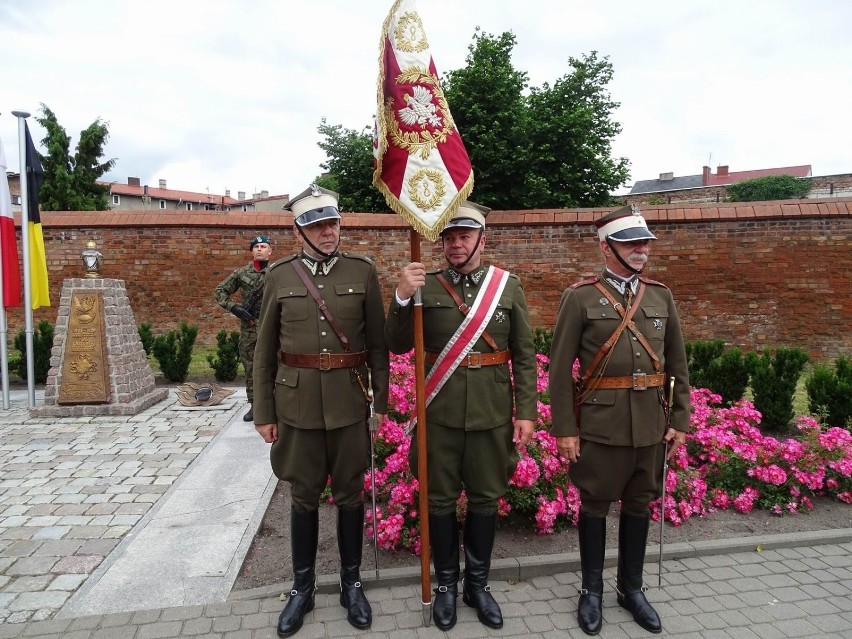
24,122,49,309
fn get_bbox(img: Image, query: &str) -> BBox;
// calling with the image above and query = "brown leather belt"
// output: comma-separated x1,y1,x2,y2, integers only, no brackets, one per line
423,350,511,369
279,351,367,371
587,372,666,391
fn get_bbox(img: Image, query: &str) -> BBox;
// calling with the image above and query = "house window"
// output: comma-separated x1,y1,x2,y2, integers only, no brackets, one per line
112,194,120,205
185,202,193,211
11,195,21,205
159,200,166,209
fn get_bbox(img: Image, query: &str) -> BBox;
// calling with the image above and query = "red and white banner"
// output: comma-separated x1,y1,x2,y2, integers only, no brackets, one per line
0,138,22,308
372,0,474,241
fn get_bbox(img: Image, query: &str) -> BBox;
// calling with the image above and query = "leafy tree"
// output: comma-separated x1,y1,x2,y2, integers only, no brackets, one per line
727,174,811,202
442,29,530,210
34,104,116,211
524,51,630,207
315,119,387,212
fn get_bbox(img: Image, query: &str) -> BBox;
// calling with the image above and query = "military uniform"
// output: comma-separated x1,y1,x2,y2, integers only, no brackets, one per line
214,261,266,404
549,204,690,636
253,251,389,502
384,265,537,511
253,184,387,637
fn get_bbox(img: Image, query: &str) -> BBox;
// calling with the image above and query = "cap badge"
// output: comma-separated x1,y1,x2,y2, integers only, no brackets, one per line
310,183,321,197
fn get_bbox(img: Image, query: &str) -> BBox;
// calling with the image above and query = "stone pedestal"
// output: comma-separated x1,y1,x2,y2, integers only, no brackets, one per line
31,278,168,417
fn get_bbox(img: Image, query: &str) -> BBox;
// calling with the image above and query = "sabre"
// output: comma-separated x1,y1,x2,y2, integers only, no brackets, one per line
658,376,675,588
367,372,380,580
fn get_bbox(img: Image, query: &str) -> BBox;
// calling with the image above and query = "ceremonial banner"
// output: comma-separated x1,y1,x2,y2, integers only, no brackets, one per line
373,0,473,241
0,139,22,308
24,122,49,309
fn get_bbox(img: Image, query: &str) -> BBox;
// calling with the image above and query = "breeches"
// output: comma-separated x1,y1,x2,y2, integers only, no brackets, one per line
410,421,517,516
271,420,369,512
240,327,257,403
569,440,663,517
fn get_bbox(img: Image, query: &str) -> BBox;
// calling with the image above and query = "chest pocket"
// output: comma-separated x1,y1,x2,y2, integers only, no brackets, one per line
278,286,308,321
640,306,668,340
334,283,366,319
486,294,514,341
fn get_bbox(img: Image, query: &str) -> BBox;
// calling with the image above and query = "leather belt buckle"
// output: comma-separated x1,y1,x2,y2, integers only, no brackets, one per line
632,372,648,391
319,353,332,371
466,351,482,369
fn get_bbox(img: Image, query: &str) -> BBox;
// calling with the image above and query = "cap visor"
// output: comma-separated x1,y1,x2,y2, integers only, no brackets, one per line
295,207,341,227
608,227,657,242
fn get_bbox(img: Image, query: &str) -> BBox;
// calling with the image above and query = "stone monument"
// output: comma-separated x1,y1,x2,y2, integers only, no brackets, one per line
31,278,168,417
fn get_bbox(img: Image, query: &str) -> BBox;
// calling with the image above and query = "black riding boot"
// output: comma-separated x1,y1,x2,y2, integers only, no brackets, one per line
616,513,662,634
429,512,460,630
337,504,372,629
462,511,503,629
577,512,606,636
277,508,318,638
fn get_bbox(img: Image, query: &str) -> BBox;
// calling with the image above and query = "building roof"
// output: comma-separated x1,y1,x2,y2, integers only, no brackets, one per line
108,182,241,206
630,174,703,194
703,165,812,187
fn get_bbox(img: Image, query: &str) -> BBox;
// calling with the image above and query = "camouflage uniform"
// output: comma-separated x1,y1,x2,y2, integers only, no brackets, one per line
214,262,266,403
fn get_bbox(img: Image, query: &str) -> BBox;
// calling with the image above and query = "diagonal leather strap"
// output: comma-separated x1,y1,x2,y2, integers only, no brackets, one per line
594,282,661,375
435,273,500,352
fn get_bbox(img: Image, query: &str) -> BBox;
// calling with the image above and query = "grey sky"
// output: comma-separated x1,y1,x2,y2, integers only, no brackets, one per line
2,0,849,199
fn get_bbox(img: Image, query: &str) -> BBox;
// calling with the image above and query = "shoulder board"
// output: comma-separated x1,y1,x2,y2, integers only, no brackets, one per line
507,272,520,282
638,275,668,288
570,275,600,290
268,254,298,270
340,252,374,265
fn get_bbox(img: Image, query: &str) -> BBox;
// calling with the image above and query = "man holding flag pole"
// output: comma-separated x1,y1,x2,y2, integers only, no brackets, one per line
374,0,537,629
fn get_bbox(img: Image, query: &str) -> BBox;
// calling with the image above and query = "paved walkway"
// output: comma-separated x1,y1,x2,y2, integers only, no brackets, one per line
2,388,852,637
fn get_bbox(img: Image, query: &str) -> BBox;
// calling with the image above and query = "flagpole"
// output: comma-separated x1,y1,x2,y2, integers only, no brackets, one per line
12,111,35,408
0,114,7,408
410,229,432,626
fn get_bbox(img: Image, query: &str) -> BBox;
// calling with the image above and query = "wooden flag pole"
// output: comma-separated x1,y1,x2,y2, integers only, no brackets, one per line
411,229,432,626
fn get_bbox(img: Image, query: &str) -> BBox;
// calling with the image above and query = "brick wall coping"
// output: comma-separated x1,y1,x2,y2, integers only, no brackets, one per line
22,197,852,230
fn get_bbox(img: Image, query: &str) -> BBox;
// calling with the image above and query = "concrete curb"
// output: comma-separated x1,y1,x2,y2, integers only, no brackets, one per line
227,526,852,601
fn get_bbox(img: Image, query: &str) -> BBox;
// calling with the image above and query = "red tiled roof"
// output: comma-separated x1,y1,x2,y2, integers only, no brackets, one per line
705,165,812,187
106,182,241,205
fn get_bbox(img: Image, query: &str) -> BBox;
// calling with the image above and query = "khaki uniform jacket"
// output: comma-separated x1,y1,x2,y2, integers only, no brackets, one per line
214,262,266,327
549,273,691,447
252,252,389,430
384,265,537,430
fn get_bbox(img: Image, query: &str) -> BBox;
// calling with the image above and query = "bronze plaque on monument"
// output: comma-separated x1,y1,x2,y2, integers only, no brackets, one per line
58,290,111,404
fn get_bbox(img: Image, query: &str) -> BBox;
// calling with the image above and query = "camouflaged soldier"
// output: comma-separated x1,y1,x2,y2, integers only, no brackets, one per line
549,205,691,636
214,234,271,421
253,185,389,638
385,201,537,631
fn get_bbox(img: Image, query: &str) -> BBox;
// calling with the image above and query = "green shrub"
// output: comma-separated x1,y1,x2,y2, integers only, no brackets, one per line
533,327,553,357
13,320,54,384
727,174,811,202
806,357,852,430
685,339,725,389
704,347,750,406
152,322,198,383
206,330,241,382
138,323,154,356
747,347,809,432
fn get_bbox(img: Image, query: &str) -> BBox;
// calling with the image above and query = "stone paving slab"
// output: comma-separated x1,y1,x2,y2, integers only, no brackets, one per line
0,389,246,624
0,541,849,638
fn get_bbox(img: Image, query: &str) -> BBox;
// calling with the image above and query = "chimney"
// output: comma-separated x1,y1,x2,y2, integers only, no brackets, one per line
702,165,711,185
128,176,141,186
238,191,245,201
658,172,673,181
260,190,269,198
225,189,230,197
717,165,729,177
158,179,167,189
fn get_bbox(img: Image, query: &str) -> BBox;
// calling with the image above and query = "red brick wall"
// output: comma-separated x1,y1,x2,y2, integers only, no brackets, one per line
8,198,851,360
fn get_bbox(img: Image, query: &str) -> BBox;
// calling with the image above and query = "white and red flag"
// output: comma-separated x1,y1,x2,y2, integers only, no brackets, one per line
372,0,473,241
0,138,22,308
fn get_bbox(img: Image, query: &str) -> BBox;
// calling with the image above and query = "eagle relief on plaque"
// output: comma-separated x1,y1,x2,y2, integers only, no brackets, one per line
57,291,111,404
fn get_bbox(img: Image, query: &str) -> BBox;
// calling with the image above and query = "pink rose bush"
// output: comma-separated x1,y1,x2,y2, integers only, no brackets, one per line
355,353,851,554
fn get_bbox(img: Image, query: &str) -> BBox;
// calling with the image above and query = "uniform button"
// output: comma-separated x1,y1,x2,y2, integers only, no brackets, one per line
320,316,326,321
592,398,597,403
437,301,441,306
467,293,472,298
322,348,329,352
318,284,324,289
636,352,641,357
321,331,327,336
601,313,608,317
632,336,638,341
348,288,353,293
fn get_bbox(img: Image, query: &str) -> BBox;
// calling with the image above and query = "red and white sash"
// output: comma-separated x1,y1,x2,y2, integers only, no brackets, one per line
408,266,509,432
